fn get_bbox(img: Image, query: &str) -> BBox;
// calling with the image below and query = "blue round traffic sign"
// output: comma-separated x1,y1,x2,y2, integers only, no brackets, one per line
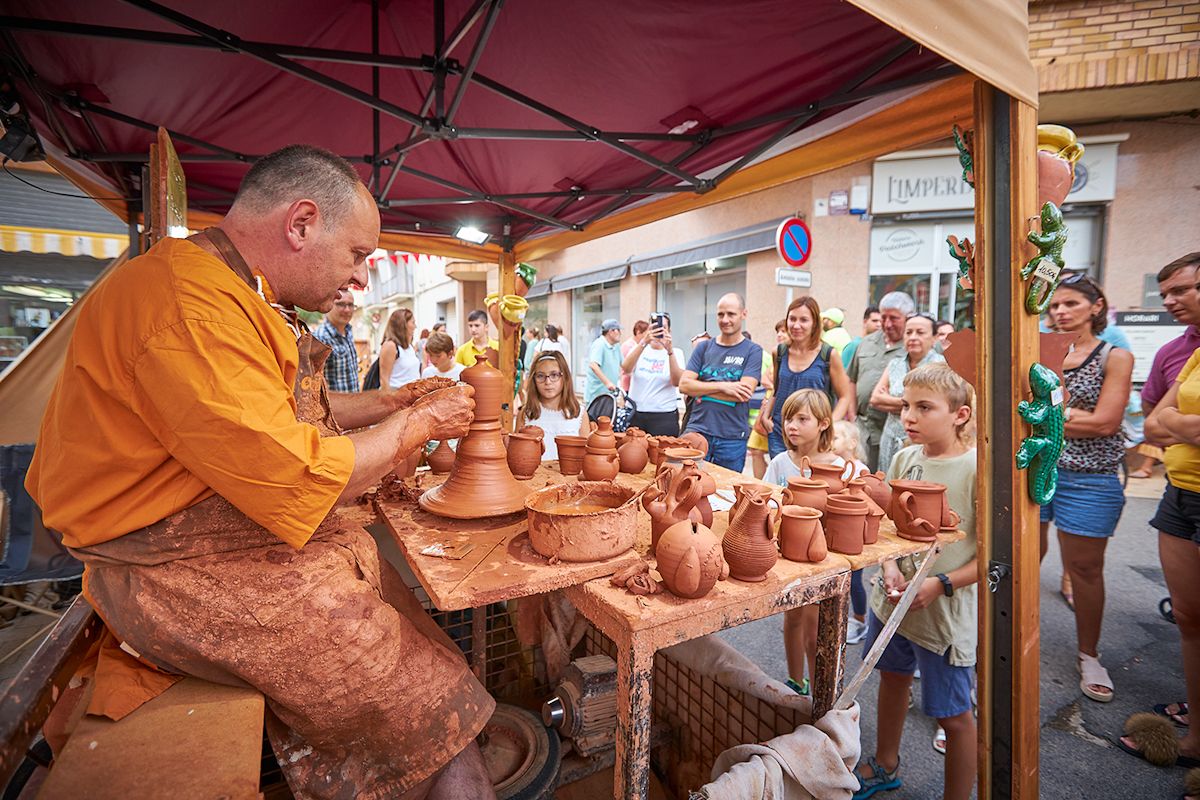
776,217,812,267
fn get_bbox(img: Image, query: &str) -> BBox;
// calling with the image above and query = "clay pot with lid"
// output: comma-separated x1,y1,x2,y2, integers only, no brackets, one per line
643,460,705,552
618,429,650,474
779,506,827,563
782,476,828,514
507,431,544,480
824,495,869,555
802,457,854,494
888,480,945,542
555,435,587,476
581,451,620,481
587,417,617,451
722,483,779,582
655,520,727,599
427,439,455,474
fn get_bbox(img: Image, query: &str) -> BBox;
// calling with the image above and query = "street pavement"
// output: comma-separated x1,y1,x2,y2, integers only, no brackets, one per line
718,477,1188,799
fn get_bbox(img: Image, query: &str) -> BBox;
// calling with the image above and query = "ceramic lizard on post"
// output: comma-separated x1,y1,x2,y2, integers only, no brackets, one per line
952,125,974,188
1020,201,1068,315
1015,362,1066,505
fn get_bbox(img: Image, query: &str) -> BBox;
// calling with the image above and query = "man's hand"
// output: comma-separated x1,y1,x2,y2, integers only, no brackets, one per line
903,577,944,610
390,376,457,409
412,385,476,442
723,381,754,402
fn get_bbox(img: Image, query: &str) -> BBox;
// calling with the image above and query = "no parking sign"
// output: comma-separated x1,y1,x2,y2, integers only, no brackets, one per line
775,217,812,267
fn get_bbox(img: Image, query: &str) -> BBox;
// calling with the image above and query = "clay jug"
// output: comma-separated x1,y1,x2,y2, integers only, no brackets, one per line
655,520,727,599
587,416,617,451
555,435,587,476
690,468,717,528
940,493,962,532
859,471,892,512
802,457,854,494
778,506,827,563
843,479,884,516
507,432,544,479
782,476,828,514
722,484,779,582
618,431,650,474
824,494,869,555
643,462,705,552
890,480,945,542
427,439,455,474
582,450,620,481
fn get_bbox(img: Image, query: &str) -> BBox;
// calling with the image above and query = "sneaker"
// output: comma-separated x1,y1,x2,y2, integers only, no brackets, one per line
853,756,902,799
913,667,921,680
846,617,868,645
786,677,810,696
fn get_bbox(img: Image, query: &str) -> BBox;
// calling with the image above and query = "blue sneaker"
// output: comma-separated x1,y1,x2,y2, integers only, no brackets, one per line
852,756,901,799
785,677,810,696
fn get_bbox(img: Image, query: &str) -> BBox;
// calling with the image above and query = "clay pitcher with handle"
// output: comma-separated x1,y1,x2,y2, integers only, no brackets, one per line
722,483,779,582
858,471,892,512
506,431,544,479
782,476,828,514
643,462,705,553
802,456,854,494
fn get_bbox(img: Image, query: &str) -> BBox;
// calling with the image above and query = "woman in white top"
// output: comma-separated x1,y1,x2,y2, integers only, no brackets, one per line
516,351,588,460
622,314,684,437
538,324,571,365
378,308,421,389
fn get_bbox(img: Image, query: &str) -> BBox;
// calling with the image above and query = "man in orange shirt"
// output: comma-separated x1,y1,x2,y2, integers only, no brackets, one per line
28,146,496,800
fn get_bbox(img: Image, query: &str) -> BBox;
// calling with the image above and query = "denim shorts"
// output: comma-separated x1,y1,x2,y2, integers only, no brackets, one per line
702,435,749,473
1150,483,1200,544
864,611,973,719
1039,468,1125,538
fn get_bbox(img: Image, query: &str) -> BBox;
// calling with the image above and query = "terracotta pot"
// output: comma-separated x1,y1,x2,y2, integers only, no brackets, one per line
864,505,883,545
507,432,544,479
427,439,455,474
581,450,620,481
824,495,869,555
940,493,961,532
485,293,501,329
651,436,688,465
843,479,885,516
779,505,827,563
889,480,945,542
618,435,649,474
663,447,706,465
643,460,705,553
525,481,637,562
556,435,588,476
679,431,710,456
655,520,727,599
782,476,828,514
647,437,659,467
858,471,892,512
802,456,854,494
722,484,779,582
587,417,617,451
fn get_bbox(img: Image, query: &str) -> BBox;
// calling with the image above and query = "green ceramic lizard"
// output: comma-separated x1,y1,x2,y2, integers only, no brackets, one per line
1020,202,1068,315
952,125,974,188
1015,362,1065,505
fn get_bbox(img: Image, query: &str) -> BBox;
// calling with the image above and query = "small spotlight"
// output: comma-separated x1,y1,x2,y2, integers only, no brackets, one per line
455,226,489,245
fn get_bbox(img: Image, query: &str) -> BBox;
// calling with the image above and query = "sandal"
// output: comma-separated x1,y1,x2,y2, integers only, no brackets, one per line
1078,652,1114,703
1116,735,1200,768
1156,701,1191,728
853,756,902,800
932,726,947,755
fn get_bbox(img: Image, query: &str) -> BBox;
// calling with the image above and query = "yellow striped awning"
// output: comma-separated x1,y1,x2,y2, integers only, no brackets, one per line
0,225,127,260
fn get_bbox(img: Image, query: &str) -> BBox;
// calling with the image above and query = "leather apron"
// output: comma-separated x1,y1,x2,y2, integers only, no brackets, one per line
70,229,494,799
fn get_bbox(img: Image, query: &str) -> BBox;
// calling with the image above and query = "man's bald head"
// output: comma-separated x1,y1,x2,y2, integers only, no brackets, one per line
231,145,365,228
715,293,747,342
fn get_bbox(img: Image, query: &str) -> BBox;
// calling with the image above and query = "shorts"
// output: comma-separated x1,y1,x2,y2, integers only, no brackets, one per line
1039,468,1125,538
1151,482,1200,545
864,611,973,720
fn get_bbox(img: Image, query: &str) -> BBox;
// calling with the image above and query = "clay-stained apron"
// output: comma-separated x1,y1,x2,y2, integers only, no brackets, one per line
71,229,494,799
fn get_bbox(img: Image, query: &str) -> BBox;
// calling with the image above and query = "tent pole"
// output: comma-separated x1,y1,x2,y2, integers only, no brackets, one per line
974,82,1040,800
498,242,517,432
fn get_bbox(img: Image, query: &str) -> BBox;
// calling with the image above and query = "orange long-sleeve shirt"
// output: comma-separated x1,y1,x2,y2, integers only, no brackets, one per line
27,237,355,550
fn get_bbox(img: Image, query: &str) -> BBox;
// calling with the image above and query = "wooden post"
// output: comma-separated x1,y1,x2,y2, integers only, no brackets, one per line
973,83,1041,800
143,127,186,248
498,249,518,431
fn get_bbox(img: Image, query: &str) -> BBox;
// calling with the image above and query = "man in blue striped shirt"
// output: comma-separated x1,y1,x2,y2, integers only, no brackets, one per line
312,292,360,392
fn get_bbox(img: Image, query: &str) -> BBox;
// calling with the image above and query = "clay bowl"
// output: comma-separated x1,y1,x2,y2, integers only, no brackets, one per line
525,481,637,562
662,447,707,468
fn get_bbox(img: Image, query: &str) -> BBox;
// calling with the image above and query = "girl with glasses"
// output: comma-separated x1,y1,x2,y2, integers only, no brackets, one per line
516,351,589,460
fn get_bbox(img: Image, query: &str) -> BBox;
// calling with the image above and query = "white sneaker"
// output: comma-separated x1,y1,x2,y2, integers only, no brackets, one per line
846,617,868,645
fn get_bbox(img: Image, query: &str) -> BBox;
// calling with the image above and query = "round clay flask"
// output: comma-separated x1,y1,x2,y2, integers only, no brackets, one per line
581,450,620,481
618,433,649,474
427,439,455,474
824,495,869,555
556,435,588,476
778,506,827,563
722,485,779,582
655,520,727,599
782,476,828,514
507,432,544,479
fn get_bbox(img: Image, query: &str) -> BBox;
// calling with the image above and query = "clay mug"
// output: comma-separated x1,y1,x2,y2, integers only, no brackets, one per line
427,439,456,474
654,520,728,599
782,476,828,514
722,484,779,582
582,450,620,481
778,506,827,563
507,432,544,479
555,435,588,476
890,480,945,541
824,494,869,555
801,456,854,494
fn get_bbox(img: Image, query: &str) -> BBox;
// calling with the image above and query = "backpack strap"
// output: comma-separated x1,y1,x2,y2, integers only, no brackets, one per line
774,342,787,392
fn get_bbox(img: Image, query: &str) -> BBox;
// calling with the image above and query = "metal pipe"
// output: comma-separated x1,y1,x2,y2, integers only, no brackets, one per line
392,165,576,230
451,126,700,142
439,0,490,59
444,0,502,125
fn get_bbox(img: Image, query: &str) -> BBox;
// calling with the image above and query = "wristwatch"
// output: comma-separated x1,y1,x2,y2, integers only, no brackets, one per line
935,573,954,597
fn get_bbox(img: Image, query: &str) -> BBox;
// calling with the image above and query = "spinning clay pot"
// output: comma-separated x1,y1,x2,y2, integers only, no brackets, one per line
655,520,727,599
778,506,827,563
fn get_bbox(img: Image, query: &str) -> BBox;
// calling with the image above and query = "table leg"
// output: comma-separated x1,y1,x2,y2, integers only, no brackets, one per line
813,577,850,719
613,640,654,800
470,607,487,683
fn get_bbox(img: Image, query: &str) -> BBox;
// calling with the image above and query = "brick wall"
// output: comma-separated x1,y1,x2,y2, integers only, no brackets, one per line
1030,0,1200,90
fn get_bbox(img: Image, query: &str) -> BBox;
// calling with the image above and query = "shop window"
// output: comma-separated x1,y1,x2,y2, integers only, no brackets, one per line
571,281,621,393
657,257,747,361
525,296,549,334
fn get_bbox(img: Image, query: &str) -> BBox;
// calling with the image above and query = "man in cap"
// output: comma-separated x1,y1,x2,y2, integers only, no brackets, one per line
820,307,853,356
584,318,623,412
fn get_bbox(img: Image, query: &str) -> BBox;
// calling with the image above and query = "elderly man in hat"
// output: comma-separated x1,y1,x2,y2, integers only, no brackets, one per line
584,318,624,413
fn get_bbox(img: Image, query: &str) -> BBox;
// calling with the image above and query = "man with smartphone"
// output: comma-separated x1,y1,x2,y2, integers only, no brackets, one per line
622,312,685,436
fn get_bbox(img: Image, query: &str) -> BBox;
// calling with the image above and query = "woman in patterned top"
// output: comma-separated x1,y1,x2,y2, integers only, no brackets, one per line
1040,273,1133,704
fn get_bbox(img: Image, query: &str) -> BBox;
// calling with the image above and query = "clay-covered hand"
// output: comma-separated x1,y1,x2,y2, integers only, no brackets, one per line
390,376,457,408
881,560,905,602
413,385,476,441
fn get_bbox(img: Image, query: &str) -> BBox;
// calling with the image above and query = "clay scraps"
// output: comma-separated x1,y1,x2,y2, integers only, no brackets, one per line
610,560,663,596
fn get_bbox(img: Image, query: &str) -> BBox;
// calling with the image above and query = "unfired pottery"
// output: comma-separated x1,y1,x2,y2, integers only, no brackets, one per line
663,447,706,465
690,469,717,528
888,480,945,542
650,436,689,466
679,431,710,456
581,451,620,481
782,476,828,514
618,429,649,474
655,520,727,599
940,492,962,532
587,417,617,451
824,495,869,555
778,506,827,563
525,481,637,562
427,439,455,474
722,484,779,582
419,355,529,518
802,456,854,494
555,435,587,476
643,460,705,552
507,431,544,479
647,437,660,467
858,471,892,512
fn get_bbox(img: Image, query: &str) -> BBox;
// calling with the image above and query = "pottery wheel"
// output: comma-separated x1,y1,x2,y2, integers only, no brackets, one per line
480,704,560,800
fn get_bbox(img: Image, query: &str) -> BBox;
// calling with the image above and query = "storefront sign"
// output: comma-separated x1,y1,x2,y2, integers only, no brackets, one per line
775,267,812,288
871,143,1120,214
1116,310,1184,384
775,217,812,267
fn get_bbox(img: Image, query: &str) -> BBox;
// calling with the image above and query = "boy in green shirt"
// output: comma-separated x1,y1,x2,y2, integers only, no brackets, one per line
855,363,978,800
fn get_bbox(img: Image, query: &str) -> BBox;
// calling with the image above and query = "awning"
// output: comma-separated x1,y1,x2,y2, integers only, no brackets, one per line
550,262,630,293
0,225,127,260
629,221,778,277
524,280,551,300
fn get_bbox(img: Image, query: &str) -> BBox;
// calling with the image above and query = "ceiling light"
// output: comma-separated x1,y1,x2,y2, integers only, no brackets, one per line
455,226,489,245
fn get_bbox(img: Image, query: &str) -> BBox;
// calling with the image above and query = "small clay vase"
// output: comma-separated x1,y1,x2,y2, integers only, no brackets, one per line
618,430,649,474
778,505,827,563
556,435,588,476
802,457,853,494
940,493,962,532
722,484,779,582
582,450,620,481
655,520,727,599
647,437,660,467
889,480,945,542
782,476,828,514
824,495,869,555
859,471,893,512
507,432,544,479
587,416,618,451
643,461,705,552
427,439,455,474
